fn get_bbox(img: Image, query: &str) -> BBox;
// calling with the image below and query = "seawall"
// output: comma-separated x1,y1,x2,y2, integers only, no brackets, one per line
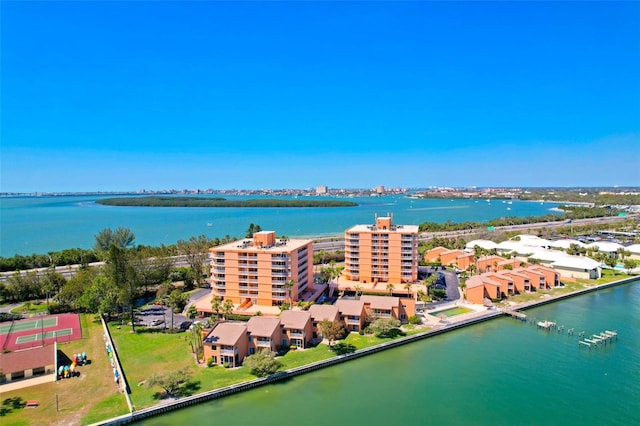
91,276,638,426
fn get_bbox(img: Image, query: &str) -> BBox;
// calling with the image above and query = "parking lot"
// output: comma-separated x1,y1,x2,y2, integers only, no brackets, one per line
135,305,191,330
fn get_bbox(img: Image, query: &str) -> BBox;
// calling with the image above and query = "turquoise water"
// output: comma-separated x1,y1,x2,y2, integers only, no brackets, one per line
141,281,640,425
0,195,560,256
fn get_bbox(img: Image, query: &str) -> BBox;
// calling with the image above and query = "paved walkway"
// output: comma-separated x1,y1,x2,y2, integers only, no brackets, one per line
0,374,55,392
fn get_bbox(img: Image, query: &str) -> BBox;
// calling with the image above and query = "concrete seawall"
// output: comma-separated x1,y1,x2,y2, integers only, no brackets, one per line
91,277,638,426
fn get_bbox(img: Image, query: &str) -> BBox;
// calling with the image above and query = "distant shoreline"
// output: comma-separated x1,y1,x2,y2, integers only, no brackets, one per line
95,196,358,208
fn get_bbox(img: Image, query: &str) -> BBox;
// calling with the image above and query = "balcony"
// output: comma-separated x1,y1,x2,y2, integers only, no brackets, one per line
289,332,304,339
220,348,236,356
346,318,360,325
257,340,272,347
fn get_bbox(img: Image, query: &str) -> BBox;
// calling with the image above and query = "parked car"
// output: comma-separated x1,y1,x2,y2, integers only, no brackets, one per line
152,319,165,326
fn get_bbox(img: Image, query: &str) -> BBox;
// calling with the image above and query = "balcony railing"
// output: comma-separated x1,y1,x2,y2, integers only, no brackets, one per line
289,332,304,338
257,340,272,347
220,348,236,356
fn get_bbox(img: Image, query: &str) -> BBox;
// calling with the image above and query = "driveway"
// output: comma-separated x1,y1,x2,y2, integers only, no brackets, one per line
441,270,460,301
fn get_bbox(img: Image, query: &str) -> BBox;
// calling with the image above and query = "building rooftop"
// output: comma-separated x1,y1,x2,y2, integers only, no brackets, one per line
204,322,247,346
360,295,400,310
279,310,311,330
0,345,55,375
211,236,311,253
308,304,339,322
335,299,365,316
246,316,281,337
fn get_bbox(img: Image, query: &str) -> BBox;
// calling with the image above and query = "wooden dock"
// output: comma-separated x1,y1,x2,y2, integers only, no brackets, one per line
537,320,556,330
505,310,527,321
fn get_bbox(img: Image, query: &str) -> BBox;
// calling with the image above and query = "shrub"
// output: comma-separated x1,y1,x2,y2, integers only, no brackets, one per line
358,329,365,335
408,315,422,325
244,350,282,377
223,363,231,369
207,357,216,368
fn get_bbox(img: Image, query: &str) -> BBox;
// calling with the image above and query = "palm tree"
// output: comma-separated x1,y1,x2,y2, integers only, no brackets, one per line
404,282,413,298
187,321,204,363
284,280,296,309
211,296,222,320
221,299,234,319
386,283,395,296
354,284,362,300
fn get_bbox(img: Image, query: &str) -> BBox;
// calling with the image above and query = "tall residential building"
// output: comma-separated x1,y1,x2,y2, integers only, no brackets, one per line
344,215,419,284
210,231,313,307
315,185,328,194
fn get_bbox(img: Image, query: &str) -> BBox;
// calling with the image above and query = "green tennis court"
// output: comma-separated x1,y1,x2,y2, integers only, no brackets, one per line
0,317,58,334
15,328,73,343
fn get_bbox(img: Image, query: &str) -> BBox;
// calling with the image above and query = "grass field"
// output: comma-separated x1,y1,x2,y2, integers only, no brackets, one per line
110,321,431,410
0,315,129,426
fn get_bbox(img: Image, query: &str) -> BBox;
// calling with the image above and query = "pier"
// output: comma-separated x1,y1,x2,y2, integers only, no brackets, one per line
505,310,527,321
537,320,556,330
578,330,618,349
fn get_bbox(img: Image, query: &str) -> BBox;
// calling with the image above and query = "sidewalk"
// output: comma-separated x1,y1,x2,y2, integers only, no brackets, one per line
0,374,55,392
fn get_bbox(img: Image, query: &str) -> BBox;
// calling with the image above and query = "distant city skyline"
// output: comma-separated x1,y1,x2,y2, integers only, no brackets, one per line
2,1,639,193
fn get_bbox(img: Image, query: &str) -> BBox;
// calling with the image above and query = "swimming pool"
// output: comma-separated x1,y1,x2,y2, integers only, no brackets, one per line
429,307,472,317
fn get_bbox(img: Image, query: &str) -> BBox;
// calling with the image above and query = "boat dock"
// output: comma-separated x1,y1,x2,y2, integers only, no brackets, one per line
537,320,556,330
505,310,527,321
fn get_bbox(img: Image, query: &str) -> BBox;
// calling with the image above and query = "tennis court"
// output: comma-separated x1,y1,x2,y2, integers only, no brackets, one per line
0,317,58,335
0,313,82,351
15,328,74,343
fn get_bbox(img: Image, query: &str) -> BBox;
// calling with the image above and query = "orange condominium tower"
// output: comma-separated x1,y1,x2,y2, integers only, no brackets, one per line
344,214,419,284
210,231,314,307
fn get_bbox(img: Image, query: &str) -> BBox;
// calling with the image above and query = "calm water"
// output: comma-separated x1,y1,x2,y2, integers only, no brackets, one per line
143,281,640,425
0,195,560,256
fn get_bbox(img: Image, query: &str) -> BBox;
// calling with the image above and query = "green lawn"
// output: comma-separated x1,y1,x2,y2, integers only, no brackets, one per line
110,323,432,410
9,301,49,315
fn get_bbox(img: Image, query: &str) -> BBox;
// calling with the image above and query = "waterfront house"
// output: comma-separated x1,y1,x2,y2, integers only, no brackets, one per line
336,299,366,332
476,255,506,273
246,316,282,355
465,276,501,305
203,322,249,368
481,273,514,297
279,310,313,349
497,269,531,293
360,295,415,323
309,304,340,339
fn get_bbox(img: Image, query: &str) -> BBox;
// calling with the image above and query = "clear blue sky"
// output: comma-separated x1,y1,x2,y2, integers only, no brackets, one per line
2,1,639,192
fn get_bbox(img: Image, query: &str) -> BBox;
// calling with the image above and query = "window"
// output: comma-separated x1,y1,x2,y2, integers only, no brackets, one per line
211,345,217,350
249,347,255,355
248,336,253,342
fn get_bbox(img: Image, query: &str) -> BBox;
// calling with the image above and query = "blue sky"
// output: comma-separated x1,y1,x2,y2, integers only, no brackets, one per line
2,1,639,192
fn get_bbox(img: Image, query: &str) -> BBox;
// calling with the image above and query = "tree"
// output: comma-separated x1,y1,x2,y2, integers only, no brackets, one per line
41,269,66,311
221,299,234,319
186,305,198,319
319,319,347,346
166,289,188,330
145,368,193,397
368,317,402,338
603,256,617,272
284,280,296,308
354,284,362,300
211,296,222,320
404,283,413,298
187,321,204,363
245,223,262,238
176,235,212,288
243,350,282,377
94,227,137,331
623,259,637,274
386,283,395,296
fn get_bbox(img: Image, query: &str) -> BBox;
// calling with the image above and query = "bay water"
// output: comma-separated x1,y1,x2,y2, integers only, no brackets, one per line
0,195,559,257
142,281,640,425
